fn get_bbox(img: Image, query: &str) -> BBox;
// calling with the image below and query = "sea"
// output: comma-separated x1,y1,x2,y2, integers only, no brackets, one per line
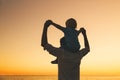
0,75,120,80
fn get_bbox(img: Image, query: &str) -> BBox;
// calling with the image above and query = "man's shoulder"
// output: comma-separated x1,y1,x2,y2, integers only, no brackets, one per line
44,44,64,56
63,50,84,59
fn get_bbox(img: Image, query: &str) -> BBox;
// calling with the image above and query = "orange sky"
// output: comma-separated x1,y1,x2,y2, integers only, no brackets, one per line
0,0,120,76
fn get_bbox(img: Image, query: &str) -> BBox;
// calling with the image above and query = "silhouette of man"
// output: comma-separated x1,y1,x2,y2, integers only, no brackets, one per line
41,20,90,80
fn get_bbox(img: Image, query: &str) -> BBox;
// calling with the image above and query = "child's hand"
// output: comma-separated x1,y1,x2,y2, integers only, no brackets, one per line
80,28,86,34
44,20,53,28
47,20,53,24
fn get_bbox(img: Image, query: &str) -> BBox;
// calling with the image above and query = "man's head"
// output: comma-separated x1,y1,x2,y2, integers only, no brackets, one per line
60,37,66,48
65,18,77,28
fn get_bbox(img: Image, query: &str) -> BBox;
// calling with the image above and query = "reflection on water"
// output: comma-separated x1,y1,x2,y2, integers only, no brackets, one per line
0,75,57,80
0,75,120,80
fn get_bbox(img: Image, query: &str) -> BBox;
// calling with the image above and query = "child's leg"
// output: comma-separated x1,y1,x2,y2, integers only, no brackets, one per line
51,58,58,64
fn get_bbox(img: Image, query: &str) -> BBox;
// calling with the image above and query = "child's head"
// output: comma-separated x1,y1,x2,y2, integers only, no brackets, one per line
65,18,77,28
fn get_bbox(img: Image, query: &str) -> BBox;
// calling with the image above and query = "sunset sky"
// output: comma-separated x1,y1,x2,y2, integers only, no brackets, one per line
0,0,120,76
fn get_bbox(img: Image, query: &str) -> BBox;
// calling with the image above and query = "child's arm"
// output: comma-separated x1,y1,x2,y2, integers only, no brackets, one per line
78,26,86,35
77,28,82,35
51,21,65,32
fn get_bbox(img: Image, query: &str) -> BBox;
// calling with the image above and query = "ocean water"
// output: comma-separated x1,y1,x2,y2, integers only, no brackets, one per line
0,75,120,80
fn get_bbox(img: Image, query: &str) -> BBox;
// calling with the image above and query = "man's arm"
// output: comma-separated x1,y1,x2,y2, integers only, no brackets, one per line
41,21,49,48
41,20,62,57
80,28,90,57
82,28,90,51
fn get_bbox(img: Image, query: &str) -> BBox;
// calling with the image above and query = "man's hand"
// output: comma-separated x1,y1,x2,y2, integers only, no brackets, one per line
80,28,86,34
44,20,53,28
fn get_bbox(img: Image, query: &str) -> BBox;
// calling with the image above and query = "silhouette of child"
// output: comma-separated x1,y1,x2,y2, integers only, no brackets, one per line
47,18,83,64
